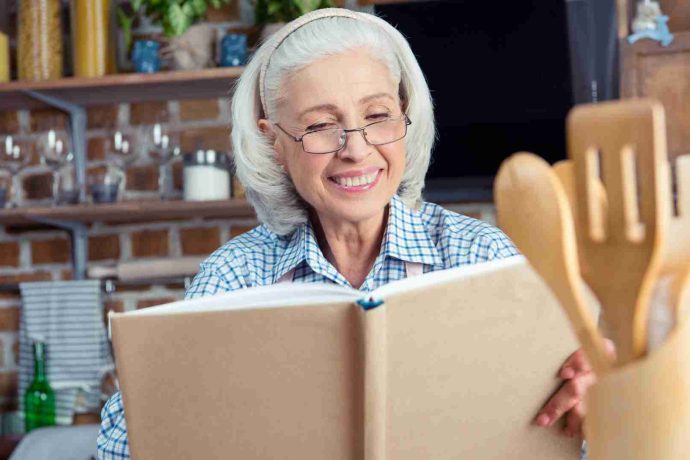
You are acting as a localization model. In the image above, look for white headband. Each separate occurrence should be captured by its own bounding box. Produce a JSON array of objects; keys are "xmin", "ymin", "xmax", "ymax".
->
[{"xmin": 258, "ymin": 8, "xmax": 381, "ymax": 117}]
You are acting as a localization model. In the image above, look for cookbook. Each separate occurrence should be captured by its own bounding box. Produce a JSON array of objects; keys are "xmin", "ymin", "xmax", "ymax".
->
[{"xmin": 110, "ymin": 256, "xmax": 584, "ymax": 459}]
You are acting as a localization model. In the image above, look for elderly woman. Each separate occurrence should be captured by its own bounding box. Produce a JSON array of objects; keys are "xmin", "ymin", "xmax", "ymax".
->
[{"xmin": 98, "ymin": 8, "xmax": 596, "ymax": 459}]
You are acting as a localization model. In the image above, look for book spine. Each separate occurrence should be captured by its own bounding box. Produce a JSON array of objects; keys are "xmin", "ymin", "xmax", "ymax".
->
[{"xmin": 362, "ymin": 301, "xmax": 387, "ymax": 460}]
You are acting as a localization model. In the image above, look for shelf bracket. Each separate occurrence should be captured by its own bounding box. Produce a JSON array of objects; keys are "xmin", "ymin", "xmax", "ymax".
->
[
  {"xmin": 29, "ymin": 217, "xmax": 88, "ymax": 280},
  {"xmin": 22, "ymin": 90, "xmax": 88, "ymax": 204},
  {"xmin": 21, "ymin": 90, "xmax": 89, "ymax": 280}
]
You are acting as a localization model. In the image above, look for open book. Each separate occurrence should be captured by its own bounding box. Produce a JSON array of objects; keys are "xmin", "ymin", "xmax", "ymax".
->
[{"xmin": 110, "ymin": 256, "xmax": 583, "ymax": 459}]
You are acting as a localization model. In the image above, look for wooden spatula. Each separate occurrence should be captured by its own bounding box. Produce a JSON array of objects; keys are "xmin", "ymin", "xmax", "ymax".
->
[
  {"xmin": 495, "ymin": 152, "xmax": 612, "ymax": 374},
  {"xmin": 567, "ymin": 99, "xmax": 669, "ymax": 365},
  {"xmin": 662, "ymin": 155, "xmax": 690, "ymax": 325}
]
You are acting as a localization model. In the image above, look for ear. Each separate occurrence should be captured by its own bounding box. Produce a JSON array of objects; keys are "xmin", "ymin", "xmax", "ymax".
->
[{"xmin": 257, "ymin": 118, "xmax": 286, "ymax": 167}]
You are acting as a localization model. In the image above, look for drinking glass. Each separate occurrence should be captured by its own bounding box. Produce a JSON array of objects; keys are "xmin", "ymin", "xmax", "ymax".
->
[{"xmin": 0, "ymin": 136, "xmax": 31, "ymax": 207}]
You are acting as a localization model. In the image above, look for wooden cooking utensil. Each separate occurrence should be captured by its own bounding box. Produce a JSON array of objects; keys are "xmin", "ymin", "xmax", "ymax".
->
[
  {"xmin": 662, "ymin": 155, "xmax": 690, "ymax": 325},
  {"xmin": 495, "ymin": 152, "xmax": 612, "ymax": 374},
  {"xmin": 567, "ymin": 99, "xmax": 669, "ymax": 365},
  {"xmin": 553, "ymin": 160, "xmax": 608, "ymax": 282}
]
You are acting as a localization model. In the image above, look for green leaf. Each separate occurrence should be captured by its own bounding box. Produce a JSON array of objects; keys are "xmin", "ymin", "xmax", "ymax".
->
[
  {"xmin": 209, "ymin": 0, "xmax": 222, "ymax": 8},
  {"xmin": 190, "ymin": 0, "xmax": 207, "ymax": 17},
  {"xmin": 131, "ymin": 0, "xmax": 143, "ymax": 11},
  {"xmin": 293, "ymin": 0, "xmax": 320, "ymax": 15},
  {"xmin": 266, "ymin": 1, "xmax": 282, "ymax": 17},
  {"xmin": 166, "ymin": 3, "xmax": 191, "ymax": 36},
  {"xmin": 116, "ymin": 7, "xmax": 134, "ymax": 50}
]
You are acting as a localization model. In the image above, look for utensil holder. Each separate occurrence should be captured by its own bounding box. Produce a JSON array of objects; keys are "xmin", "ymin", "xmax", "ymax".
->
[{"xmin": 585, "ymin": 316, "xmax": 690, "ymax": 459}]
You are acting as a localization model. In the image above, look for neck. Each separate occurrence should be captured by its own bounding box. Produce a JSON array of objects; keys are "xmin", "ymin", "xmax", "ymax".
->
[{"xmin": 312, "ymin": 207, "xmax": 388, "ymax": 289}]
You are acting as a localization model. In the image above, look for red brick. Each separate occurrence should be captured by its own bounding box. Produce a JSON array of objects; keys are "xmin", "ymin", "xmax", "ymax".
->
[
  {"xmin": 103, "ymin": 299, "xmax": 124, "ymax": 324},
  {"xmin": 23, "ymin": 172, "xmax": 53, "ymax": 200},
  {"xmin": 0, "ymin": 242, "xmax": 20, "ymax": 267},
  {"xmin": 0, "ymin": 272, "xmax": 52, "ymax": 284},
  {"xmin": 180, "ymin": 126, "xmax": 231, "ymax": 152},
  {"xmin": 0, "ymin": 373, "xmax": 17, "ymax": 400},
  {"xmin": 136, "ymin": 297, "xmax": 177, "ymax": 309},
  {"xmin": 60, "ymin": 268, "xmax": 73, "ymax": 280},
  {"xmin": 125, "ymin": 164, "xmax": 159, "ymax": 192},
  {"xmin": 104, "ymin": 299, "xmax": 124, "ymax": 314},
  {"xmin": 114, "ymin": 283, "xmax": 152, "ymax": 293},
  {"xmin": 87, "ymin": 105, "xmax": 120, "ymax": 129},
  {"xmin": 31, "ymin": 237, "xmax": 71, "ymax": 264},
  {"xmin": 230, "ymin": 225, "xmax": 254, "ymax": 238},
  {"xmin": 30, "ymin": 108, "xmax": 69, "ymax": 132},
  {"xmin": 88, "ymin": 234, "xmax": 121, "ymax": 261},
  {"xmin": 129, "ymin": 101, "xmax": 169, "ymax": 125},
  {"xmin": 180, "ymin": 227, "xmax": 221, "ymax": 255},
  {"xmin": 0, "ymin": 112, "xmax": 19, "ymax": 133},
  {"xmin": 87, "ymin": 137, "xmax": 107, "ymax": 162},
  {"xmin": 179, "ymin": 99, "xmax": 220, "ymax": 122},
  {"xmin": 0, "ymin": 292, "xmax": 20, "ymax": 302},
  {"xmin": 206, "ymin": 0, "xmax": 240, "ymax": 22},
  {"xmin": 172, "ymin": 160, "xmax": 183, "ymax": 191},
  {"xmin": 130, "ymin": 229, "xmax": 169, "ymax": 257},
  {"xmin": 0, "ymin": 307, "xmax": 19, "ymax": 331}
]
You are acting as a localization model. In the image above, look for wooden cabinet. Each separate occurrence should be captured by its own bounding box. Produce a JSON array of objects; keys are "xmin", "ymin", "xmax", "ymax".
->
[{"xmin": 620, "ymin": 31, "xmax": 690, "ymax": 164}]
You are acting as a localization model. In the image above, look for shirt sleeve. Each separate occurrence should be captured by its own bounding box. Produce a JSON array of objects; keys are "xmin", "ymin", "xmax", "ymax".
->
[
  {"xmin": 185, "ymin": 254, "xmax": 248, "ymax": 299},
  {"xmin": 467, "ymin": 228, "xmax": 520, "ymax": 264},
  {"xmin": 97, "ymin": 391, "xmax": 130, "ymax": 460}
]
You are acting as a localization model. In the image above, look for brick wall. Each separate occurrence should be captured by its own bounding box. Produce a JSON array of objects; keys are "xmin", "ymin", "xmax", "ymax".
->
[{"xmin": 0, "ymin": 0, "xmax": 497, "ymax": 418}]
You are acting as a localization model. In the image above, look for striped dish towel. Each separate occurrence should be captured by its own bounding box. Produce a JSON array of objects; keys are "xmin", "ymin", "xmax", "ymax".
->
[{"xmin": 19, "ymin": 280, "xmax": 113, "ymax": 425}]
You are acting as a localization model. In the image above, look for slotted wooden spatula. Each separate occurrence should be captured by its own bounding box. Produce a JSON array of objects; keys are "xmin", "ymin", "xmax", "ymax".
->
[
  {"xmin": 495, "ymin": 152, "xmax": 612, "ymax": 374},
  {"xmin": 661, "ymin": 155, "xmax": 690, "ymax": 325},
  {"xmin": 567, "ymin": 99, "xmax": 669, "ymax": 365}
]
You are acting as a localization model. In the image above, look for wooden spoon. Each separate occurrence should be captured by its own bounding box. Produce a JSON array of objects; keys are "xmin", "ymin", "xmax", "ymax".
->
[
  {"xmin": 495, "ymin": 152, "xmax": 612, "ymax": 374},
  {"xmin": 567, "ymin": 99, "xmax": 668, "ymax": 364}
]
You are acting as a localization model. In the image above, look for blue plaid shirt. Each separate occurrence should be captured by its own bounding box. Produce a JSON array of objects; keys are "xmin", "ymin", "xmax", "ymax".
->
[{"xmin": 97, "ymin": 195, "xmax": 518, "ymax": 459}]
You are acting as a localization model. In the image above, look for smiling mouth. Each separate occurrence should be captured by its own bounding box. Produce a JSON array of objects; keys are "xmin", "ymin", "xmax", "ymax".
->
[{"xmin": 328, "ymin": 169, "xmax": 383, "ymax": 190}]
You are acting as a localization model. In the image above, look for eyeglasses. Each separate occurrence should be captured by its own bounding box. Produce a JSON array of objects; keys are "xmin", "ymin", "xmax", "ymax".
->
[{"xmin": 274, "ymin": 114, "xmax": 412, "ymax": 155}]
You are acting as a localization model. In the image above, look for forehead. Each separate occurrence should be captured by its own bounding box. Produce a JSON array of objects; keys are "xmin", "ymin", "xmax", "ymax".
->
[{"xmin": 279, "ymin": 49, "xmax": 399, "ymax": 117}]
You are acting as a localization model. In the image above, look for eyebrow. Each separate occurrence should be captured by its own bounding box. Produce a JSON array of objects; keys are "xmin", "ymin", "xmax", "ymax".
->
[{"xmin": 297, "ymin": 93, "xmax": 397, "ymax": 120}]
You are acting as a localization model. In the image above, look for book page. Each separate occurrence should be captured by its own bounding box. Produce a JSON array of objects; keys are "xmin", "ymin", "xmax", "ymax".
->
[
  {"xmin": 383, "ymin": 259, "xmax": 582, "ymax": 458},
  {"xmin": 124, "ymin": 282, "xmax": 360, "ymax": 316}
]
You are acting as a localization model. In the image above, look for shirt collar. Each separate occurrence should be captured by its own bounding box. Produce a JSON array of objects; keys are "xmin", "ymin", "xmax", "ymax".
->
[
  {"xmin": 381, "ymin": 194, "xmax": 441, "ymax": 266},
  {"xmin": 270, "ymin": 195, "xmax": 441, "ymax": 283}
]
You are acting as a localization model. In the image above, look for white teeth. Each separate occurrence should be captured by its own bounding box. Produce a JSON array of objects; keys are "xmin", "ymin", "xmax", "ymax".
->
[{"xmin": 334, "ymin": 171, "xmax": 378, "ymax": 187}]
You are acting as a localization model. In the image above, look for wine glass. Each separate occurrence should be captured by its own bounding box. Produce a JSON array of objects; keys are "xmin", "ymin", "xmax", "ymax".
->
[
  {"xmin": 106, "ymin": 130, "xmax": 139, "ymax": 198},
  {"xmin": 141, "ymin": 123, "xmax": 181, "ymax": 199},
  {"xmin": 0, "ymin": 136, "xmax": 31, "ymax": 207},
  {"xmin": 39, "ymin": 129, "xmax": 75, "ymax": 205}
]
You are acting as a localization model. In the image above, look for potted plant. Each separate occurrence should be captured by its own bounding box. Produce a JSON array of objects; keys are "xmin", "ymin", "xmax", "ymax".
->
[
  {"xmin": 117, "ymin": 0, "xmax": 232, "ymax": 70},
  {"xmin": 254, "ymin": 0, "xmax": 335, "ymax": 40}
]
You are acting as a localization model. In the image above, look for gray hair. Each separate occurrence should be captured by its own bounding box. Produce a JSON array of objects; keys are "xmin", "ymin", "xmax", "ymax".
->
[{"xmin": 231, "ymin": 10, "xmax": 435, "ymax": 235}]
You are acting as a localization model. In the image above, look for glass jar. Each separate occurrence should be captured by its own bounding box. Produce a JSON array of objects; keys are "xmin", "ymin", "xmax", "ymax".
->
[
  {"xmin": 70, "ymin": 0, "xmax": 111, "ymax": 77},
  {"xmin": 183, "ymin": 150, "xmax": 231, "ymax": 201},
  {"xmin": 18, "ymin": 0, "xmax": 63, "ymax": 81}
]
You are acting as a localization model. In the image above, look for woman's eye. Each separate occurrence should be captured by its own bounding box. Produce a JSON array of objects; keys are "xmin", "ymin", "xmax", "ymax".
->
[
  {"xmin": 306, "ymin": 123, "xmax": 335, "ymax": 131},
  {"xmin": 367, "ymin": 113, "xmax": 390, "ymax": 121}
]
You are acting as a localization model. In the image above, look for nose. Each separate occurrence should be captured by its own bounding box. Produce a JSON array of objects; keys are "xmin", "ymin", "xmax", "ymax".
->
[{"xmin": 337, "ymin": 129, "xmax": 372, "ymax": 162}]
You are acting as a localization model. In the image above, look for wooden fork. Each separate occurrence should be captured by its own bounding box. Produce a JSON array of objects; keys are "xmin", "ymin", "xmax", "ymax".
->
[{"xmin": 567, "ymin": 99, "xmax": 669, "ymax": 365}]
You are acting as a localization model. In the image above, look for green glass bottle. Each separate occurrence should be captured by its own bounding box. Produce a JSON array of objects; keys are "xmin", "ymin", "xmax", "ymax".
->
[{"xmin": 24, "ymin": 341, "xmax": 56, "ymax": 432}]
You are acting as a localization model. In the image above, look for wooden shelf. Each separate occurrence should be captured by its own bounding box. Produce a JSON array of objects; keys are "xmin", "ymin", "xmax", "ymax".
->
[
  {"xmin": 0, "ymin": 199, "xmax": 255, "ymax": 226},
  {"xmin": 0, "ymin": 67, "xmax": 245, "ymax": 110}
]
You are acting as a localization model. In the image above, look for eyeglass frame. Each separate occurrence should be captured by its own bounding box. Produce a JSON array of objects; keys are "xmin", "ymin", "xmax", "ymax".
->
[{"xmin": 273, "ymin": 114, "xmax": 412, "ymax": 154}]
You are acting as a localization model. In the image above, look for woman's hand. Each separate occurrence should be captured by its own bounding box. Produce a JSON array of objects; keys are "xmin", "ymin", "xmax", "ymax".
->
[{"xmin": 534, "ymin": 339, "xmax": 616, "ymax": 438}]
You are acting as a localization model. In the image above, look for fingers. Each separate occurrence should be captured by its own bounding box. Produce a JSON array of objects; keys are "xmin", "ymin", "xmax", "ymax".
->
[
  {"xmin": 535, "ymin": 372, "xmax": 597, "ymax": 428},
  {"xmin": 560, "ymin": 339, "xmax": 617, "ymax": 379},
  {"xmin": 564, "ymin": 401, "xmax": 586, "ymax": 438},
  {"xmin": 559, "ymin": 349, "xmax": 591, "ymax": 379}
]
